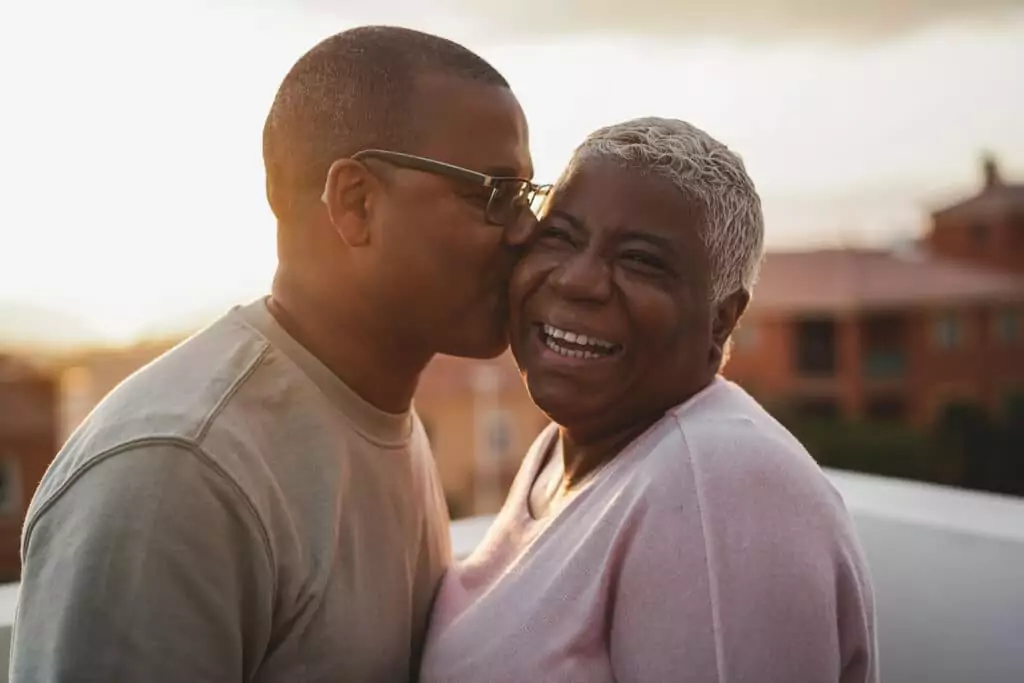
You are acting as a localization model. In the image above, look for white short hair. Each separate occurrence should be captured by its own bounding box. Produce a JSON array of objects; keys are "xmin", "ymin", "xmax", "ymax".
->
[{"xmin": 568, "ymin": 117, "xmax": 764, "ymax": 304}]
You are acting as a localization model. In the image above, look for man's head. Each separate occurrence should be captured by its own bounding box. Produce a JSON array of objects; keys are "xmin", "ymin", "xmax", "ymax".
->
[
  {"xmin": 509, "ymin": 117, "xmax": 764, "ymax": 442},
  {"xmin": 263, "ymin": 26, "xmax": 535, "ymax": 359}
]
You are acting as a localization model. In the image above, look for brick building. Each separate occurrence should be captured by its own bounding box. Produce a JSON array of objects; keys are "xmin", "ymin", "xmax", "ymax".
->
[
  {"xmin": 0, "ymin": 356, "xmax": 59, "ymax": 581},
  {"xmin": 928, "ymin": 154, "xmax": 1024, "ymax": 273},
  {"xmin": 56, "ymin": 338, "xmax": 180, "ymax": 442},
  {"xmin": 415, "ymin": 352, "xmax": 545, "ymax": 517},
  {"xmin": 726, "ymin": 156, "xmax": 1024, "ymax": 427}
]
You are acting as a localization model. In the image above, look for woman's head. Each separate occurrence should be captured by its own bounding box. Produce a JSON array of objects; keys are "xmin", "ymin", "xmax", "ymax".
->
[{"xmin": 510, "ymin": 117, "xmax": 764, "ymax": 442}]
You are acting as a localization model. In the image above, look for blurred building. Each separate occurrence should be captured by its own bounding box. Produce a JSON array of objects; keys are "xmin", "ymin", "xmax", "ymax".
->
[
  {"xmin": 0, "ymin": 356, "xmax": 58, "ymax": 581},
  {"xmin": 928, "ymin": 154, "xmax": 1024, "ymax": 274},
  {"xmin": 726, "ymin": 156, "xmax": 1024, "ymax": 426},
  {"xmin": 56, "ymin": 339, "xmax": 180, "ymax": 442},
  {"xmin": 416, "ymin": 353, "xmax": 546, "ymax": 518}
]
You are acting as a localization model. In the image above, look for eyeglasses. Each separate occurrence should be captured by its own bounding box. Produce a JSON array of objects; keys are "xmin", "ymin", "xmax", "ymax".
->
[{"xmin": 344, "ymin": 149, "xmax": 551, "ymax": 227}]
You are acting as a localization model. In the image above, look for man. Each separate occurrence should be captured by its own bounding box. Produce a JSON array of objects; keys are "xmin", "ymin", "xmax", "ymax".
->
[{"xmin": 11, "ymin": 26, "xmax": 540, "ymax": 682}]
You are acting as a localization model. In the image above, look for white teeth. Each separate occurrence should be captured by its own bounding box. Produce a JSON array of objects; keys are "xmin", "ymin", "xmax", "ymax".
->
[
  {"xmin": 542, "ymin": 323, "xmax": 617, "ymax": 350},
  {"xmin": 541, "ymin": 323, "xmax": 620, "ymax": 359},
  {"xmin": 544, "ymin": 336, "xmax": 604, "ymax": 359}
]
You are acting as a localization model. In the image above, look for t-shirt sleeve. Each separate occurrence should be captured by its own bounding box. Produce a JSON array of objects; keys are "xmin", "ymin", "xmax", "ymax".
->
[
  {"xmin": 608, "ymin": 430, "xmax": 878, "ymax": 683},
  {"xmin": 10, "ymin": 442, "xmax": 275, "ymax": 683}
]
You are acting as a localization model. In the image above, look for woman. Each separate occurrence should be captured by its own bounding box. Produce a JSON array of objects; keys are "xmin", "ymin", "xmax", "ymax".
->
[{"xmin": 420, "ymin": 118, "xmax": 878, "ymax": 682}]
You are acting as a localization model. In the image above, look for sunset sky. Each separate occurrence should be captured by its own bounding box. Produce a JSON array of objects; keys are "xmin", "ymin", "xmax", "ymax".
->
[{"xmin": 1, "ymin": 0, "xmax": 1023, "ymax": 346}]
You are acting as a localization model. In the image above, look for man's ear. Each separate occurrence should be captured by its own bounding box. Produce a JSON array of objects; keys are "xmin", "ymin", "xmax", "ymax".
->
[
  {"xmin": 322, "ymin": 158, "xmax": 376, "ymax": 247},
  {"xmin": 710, "ymin": 289, "xmax": 750, "ymax": 365}
]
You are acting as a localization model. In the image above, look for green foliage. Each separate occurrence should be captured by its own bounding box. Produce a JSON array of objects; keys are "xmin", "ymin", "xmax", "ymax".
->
[
  {"xmin": 774, "ymin": 394, "xmax": 1024, "ymax": 497},
  {"xmin": 777, "ymin": 414, "xmax": 944, "ymax": 484}
]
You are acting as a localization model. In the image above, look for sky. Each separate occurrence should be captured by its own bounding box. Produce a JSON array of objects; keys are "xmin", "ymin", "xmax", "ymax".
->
[{"xmin": 1, "ymin": 0, "xmax": 1023, "ymax": 347}]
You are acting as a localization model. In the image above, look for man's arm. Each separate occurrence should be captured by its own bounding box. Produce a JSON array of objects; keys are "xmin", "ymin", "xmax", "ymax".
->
[{"xmin": 10, "ymin": 442, "xmax": 275, "ymax": 683}]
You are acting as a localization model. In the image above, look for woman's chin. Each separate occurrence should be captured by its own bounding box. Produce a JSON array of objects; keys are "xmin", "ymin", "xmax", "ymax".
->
[{"xmin": 525, "ymin": 376, "xmax": 595, "ymax": 427}]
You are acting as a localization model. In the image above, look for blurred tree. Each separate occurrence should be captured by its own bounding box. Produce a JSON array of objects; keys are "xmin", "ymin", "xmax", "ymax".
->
[
  {"xmin": 931, "ymin": 400, "xmax": 999, "ymax": 493},
  {"xmin": 998, "ymin": 392, "xmax": 1024, "ymax": 495},
  {"xmin": 775, "ymin": 412, "xmax": 938, "ymax": 484},
  {"xmin": 750, "ymin": 400, "xmax": 1024, "ymax": 497}
]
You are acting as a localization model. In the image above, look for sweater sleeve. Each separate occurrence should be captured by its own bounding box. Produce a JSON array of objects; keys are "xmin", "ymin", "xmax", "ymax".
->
[
  {"xmin": 609, "ymin": 423, "xmax": 878, "ymax": 683},
  {"xmin": 11, "ymin": 442, "xmax": 275, "ymax": 683}
]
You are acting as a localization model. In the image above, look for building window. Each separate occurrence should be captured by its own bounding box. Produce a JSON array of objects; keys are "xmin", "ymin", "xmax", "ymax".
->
[
  {"xmin": 485, "ymin": 411, "xmax": 513, "ymax": 459},
  {"xmin": 0, "ymin": 457, "xmax": 22, "ymax": 516},
  {"xmin": 994, "ymin": 309, "xmax": 1021, "ymax": 344},
  {"xmin": 475, "ymin": 410, "xmax": 514, "ymax": 464},
  {"xmin": 933, "ymin": 313, "xmax": 963, "ymax": 349},
  {"xmin": 795, "ymin": 318, "xmax": 837, "ymax": 376},
  {"xmin": 863, "ymin": 351, "xmax": 907, "ymax": 378},
  {"xmin": 862, "ymin": 314, "xmax": 908, "ymax": 378}
]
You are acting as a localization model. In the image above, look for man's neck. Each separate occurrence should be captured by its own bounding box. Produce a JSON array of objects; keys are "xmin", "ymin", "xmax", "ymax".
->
[{"xmin": 267, "ymin": 278, "xmax": 432, "ymax": 414}]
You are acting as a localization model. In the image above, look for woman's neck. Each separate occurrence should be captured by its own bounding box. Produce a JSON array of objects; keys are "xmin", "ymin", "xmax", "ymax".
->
[
  {"xmin": 559, "ymin": 418, "xmax": 656, "ymax": 489},
  {"xmin": 529, "ymin": 410, "xmax": 673, "ymax": 519},
  {"xmin": 557, "ymin": 377, "xmax": 718, "ymax": 487}
]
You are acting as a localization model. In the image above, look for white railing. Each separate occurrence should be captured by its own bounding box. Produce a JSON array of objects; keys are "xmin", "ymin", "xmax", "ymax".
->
[{"xmin": 2, "ymin": 470, "xmax": 1023, "ymax": 682}]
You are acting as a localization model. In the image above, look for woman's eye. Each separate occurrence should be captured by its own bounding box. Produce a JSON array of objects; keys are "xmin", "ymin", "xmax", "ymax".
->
[
  {"xmin": 621, "ymin": 250, "xmax": 666, "ymax": 271},
  {"xmin": 537, "ymin": 224, "xmax": 575, "ymax": 245}
]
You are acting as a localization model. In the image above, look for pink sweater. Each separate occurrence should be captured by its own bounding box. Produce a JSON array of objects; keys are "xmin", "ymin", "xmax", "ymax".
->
[{"xmin": 420, "ymin": 378, "xmax": 878, "ymax": 683}]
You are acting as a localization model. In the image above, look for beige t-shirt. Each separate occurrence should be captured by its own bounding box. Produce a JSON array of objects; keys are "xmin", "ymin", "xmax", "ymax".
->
[
  {"xmin": 11, "ymin": 299, "xmax": 451, "ymax": 683},
  {"xmin": 421, "ymin": 377, "xmax": 878, "ymax": 683}
]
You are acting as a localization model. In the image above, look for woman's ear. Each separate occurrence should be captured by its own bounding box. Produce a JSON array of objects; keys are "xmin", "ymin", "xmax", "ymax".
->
[{"xmin": 710, "ymin": 289, "xmax": 750, "ymax": 365}]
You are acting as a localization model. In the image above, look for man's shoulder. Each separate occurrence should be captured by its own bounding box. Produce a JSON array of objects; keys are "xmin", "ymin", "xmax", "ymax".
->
[
  {"xmin": 23, "ymin": 437, "xmax": 271, "ymax": 560},
  {"xmin": 34, "ymin": 310, "xmax": 277, "ymax": 515},
  {"xmin": 63, "ymin": 310, "xmax": 268, "ymax": 450}
]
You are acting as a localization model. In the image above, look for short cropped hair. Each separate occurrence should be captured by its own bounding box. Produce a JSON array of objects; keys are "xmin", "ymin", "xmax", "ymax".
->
[
  {"xmin": 263, "ymin": 26, "xmax": 509, "ymax": 221},
  {"xmin": 571, "ymin": 117, "xmax": 765, "ymax": 304}
]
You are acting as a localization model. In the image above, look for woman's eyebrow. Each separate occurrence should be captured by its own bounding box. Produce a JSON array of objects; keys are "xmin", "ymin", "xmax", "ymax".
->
[
  {"xmin": 547, "ymin": 209, "xmax": 679, "ymax": 253},
  {"xmin": 618, "ymin": 230, "xmax": 677, "ymax": 253},
  {"xmin": 546, "ymin": 209, "xmax": 586, "ymax": 231}
]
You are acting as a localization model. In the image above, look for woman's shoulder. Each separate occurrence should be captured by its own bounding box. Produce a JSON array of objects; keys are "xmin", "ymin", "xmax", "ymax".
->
[{"xmin": 640, "ymin": 379, "xmax": 848, "ymax": 523}]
